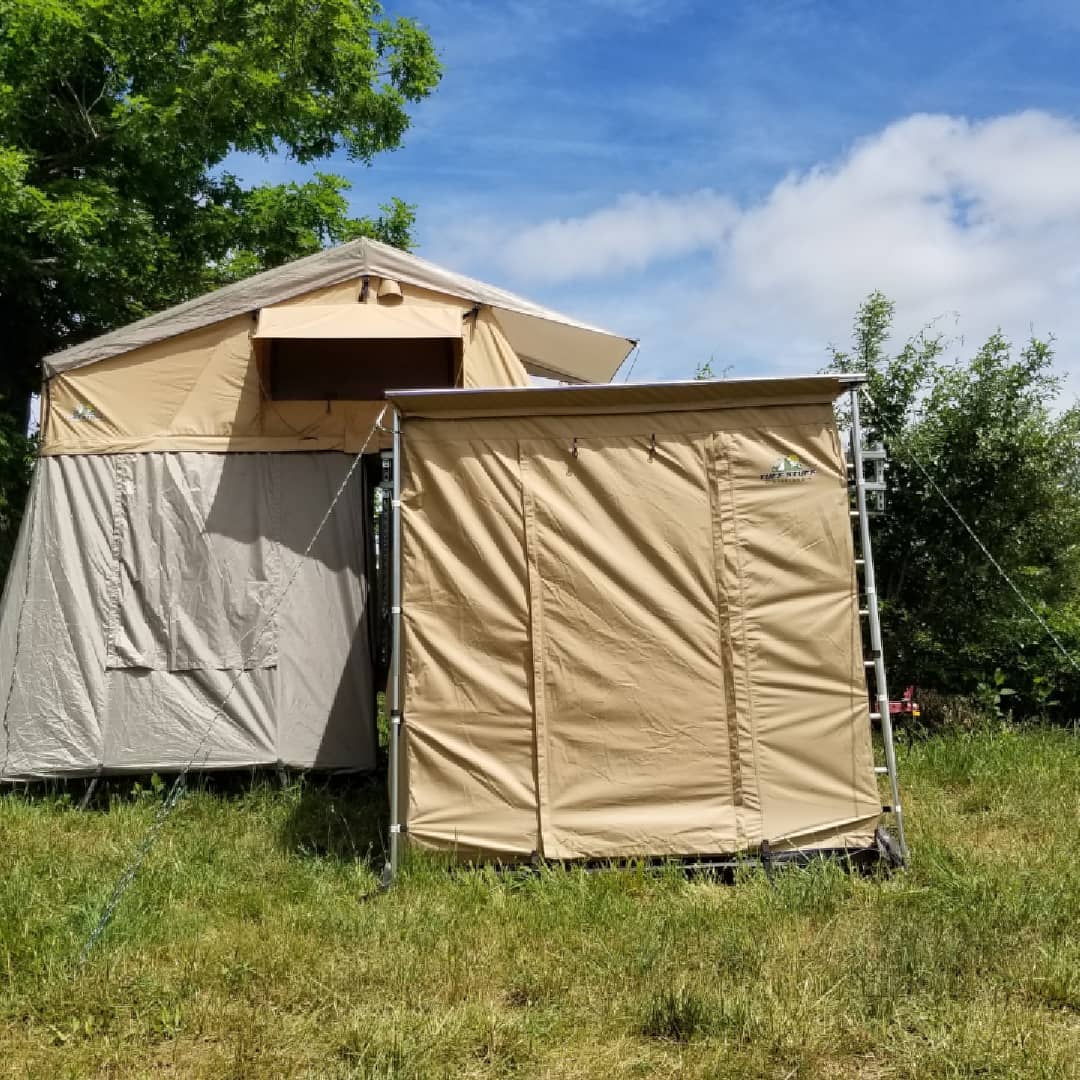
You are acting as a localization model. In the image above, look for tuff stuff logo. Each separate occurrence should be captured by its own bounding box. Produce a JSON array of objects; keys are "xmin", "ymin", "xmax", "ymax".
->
[{"xmin": 760, "ymin": 454, "xmax": 816, "ymax": 482}]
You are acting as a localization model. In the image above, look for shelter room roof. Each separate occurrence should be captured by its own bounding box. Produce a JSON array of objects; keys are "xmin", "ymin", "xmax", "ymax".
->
[
  {"xmin": 43, "ymin": 238, "xmax": 636, "ymax": 385},
  {"xmin": 387, "ymin": 374, "xmax": 865, "ymax": 419}
]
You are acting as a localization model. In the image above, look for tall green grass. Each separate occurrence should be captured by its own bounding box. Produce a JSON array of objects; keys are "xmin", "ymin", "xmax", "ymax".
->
[{"xmin": 1, "ymin": 728, "xmax": 1077, "ymax": 1078}]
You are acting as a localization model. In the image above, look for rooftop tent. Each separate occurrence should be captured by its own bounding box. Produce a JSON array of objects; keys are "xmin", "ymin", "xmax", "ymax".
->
[
  {"xmin": 39, "ymin": 238, "xmax": 636, "ymax": 458},
  {"xmin": 42, "ymin": 236, "xmax": 634, "ymax": 380},
  {"xmin": 0, "ymin": 242, "xmax": 634, "ymax": 780},
  {"xmin": 385, "ymin": 376, "xmax": 888, "ymax": 862}
]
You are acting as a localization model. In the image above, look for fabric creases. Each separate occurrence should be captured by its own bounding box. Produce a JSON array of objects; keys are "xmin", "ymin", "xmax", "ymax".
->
[
  {"xmin": 400, "ymin": 401, "xmax": 881, "ymax": 860},
  {"xmin": 0, "ymin": 452, "xmax": 376, "ymax": 777},
  {"xmin": 107, "ymin": 453, "xmax": 281, "ymax": 672}
]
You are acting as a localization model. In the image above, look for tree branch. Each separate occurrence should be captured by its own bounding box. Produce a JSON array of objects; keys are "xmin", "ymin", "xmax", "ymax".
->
[{"xmin": 61, "ymin": 78, "xmax": 100, "ymax": 140}]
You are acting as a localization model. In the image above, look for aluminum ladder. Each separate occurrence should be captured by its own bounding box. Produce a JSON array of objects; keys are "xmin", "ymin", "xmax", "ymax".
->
[{"xmin": 846, "ymin": 384, "xmax": 908, "ymax": 863}]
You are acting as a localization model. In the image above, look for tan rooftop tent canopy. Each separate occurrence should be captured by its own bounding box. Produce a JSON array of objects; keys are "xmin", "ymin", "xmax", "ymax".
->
[
  {"xmin": 43, "ymin": 236, "xmax": 634, "ymax": 377},
  {"xmin": 2, "ymin": 232, "xmax": 901, "ymax": 865},
  {"xmin": 1, "ymin": 240, "xmax": 636, "ymax": 779},
  {"xmin": 386, "ymin": 376, "xmax": 884, "ymax": 862},
  {"xmin": 39, "ymin": 238, "xmax": 635, "ymax": 457}
]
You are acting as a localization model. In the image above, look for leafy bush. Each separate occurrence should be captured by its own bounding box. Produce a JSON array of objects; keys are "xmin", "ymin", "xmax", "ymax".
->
[
  {"xmin": 0, "ymin": 404, "xmax": 35, "ymax": 591},
  {"xmin": 831, "ymin": 293, "xmax": 1080, "ymax": 720}
]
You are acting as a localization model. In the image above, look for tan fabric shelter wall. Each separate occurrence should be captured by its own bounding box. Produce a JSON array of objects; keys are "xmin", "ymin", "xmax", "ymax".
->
[
  {"xmin": 41, "ymin": 281, "xmax": 529, "ymax": 456},
  {"xmin": 0, "ymin": 452, "xmax": 375, "ymax": 777},
  {"xmin": 395, "ymin": 380, "xmax": 881, "ymax": 859}
]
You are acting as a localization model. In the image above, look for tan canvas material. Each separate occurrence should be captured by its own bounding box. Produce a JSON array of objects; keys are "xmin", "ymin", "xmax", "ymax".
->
[
  {"xmin": 43, "ymin": 237, "xmax": 635, "ymax": 382},
  {"xmin": 253, "ymin": 302, "xmax": 464, "ymax": 341},
  {"xmin": 40, "ymin": 285, "xmax": 530, "ymax": 457},
  {"xmin": 393, "ymin": 379, "xmax": 880, "ymax": 859}
]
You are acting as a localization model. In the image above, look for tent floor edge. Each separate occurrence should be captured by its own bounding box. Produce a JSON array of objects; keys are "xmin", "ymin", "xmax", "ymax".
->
[{"xmin": 436, "ymin": 844, "xmax": 893, "ymax": 882}]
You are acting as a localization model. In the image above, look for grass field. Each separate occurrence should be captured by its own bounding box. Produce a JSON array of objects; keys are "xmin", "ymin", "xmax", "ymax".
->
[{"xmin": 1, "ymin": 727, "xmax": 1077, "ymax": 1078}]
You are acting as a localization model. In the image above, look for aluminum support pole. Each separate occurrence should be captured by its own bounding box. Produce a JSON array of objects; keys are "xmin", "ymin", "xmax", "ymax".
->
[
  {"xmin": 386, "ymin": 407, "xmax": 404, "ymax": 883},
  {"xmin": 849, "ymin": 387, "xmax": 908, "ymax": 861}
]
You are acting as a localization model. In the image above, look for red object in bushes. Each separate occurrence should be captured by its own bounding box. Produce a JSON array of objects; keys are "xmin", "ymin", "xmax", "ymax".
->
[{"xmin": 889, "ymin": 686, "xmax": 920, "ymax": 719}]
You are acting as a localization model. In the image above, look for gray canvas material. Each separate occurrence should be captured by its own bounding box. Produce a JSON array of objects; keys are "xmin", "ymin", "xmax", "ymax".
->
[{"xmin": 0, "ymin": 452, "xmax": 375, "ymax": 778}]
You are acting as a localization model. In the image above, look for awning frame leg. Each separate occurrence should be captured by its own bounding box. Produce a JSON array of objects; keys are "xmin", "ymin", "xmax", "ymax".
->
[{"xmin": 384, "ymin": 407, "xmax": 405, "ymax": 886}]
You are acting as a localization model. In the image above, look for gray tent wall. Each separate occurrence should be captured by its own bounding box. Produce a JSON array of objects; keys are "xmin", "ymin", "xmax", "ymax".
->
[{"xmin": 0, "ymin": 451, "xmax": 374, "ymax": 777}]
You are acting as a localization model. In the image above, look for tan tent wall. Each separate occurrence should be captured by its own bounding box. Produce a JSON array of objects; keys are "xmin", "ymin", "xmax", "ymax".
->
[
  {"xmin": 41, "ymin": 280, "xmax": 529, "ymax": 457},
  {"xmin": 0, "ymin": 452, "xmax": 375, "ymax": 777},
  {"xmin": 396, "ymin": 383, "xmax": 881, "ymax": 859}
]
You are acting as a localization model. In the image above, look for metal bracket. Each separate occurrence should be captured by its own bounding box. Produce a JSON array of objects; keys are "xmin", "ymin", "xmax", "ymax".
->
[{"xmin": 847, "ymin": 443, "xmax": 888, "ymax": 511}]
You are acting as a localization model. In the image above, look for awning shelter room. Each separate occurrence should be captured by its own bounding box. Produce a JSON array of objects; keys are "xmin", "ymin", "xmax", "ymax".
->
[{"xmin": 387, "ymin": 379, "xmax": 883, "ymax": 863}]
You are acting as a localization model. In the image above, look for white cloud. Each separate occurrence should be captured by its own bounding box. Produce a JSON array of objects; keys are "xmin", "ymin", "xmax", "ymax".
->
[
  {"xmin": 720, "ymin": 112, "xmax": 1080, "ymax": 334},
  {"xmin": 449, "ymin": 110, "xmax": 1080, "ymax": 394},
  {"xmin": 499, "ymin": 191, "xmax": 738, "ymax": 281}
]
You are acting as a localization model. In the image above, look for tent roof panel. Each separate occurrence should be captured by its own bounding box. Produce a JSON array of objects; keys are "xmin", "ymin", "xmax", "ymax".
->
[{"xmin": 44, "ymin": 238, "xmax": 635, "ymax": 381}]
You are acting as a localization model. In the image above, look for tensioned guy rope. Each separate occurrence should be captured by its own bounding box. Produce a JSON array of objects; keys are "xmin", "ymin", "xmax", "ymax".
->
[
  {"xmin": 77, "ymin": 406, "xmax": 388, "ymax": 968},
  {"xmin": 863, "ymin": 389, "xmax": 1080, "ymax": 677}
]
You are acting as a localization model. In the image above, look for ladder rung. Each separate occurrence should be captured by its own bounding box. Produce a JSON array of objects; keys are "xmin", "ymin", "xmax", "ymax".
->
[
  {"xmin": 859, "ymin": 608, "xmax": 869, "ymax": 616},
  {"xmin": 849, "ymin": 509, "xmax": 860, "ymax": 517},
  {"xmin": 869, "ymin": 711, "xmax": 882, "ymax": 720},
  {"xmin": 864, "ymin": 659, "xmax": 876, "ymax": 667},
  {"xmin": 855, "ymin": 558, "xmax": 865, "ymax": 566},
  {"xmin": 875, "ymin": 766, "xmax": 889, "ymax": 775},
  {"xmin": 881, "ymin": 804, "xmax": 893, "ymax": 813}
]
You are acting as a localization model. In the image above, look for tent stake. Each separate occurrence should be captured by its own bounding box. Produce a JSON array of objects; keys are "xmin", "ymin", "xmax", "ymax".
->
[{"xmin": 385, "ymin": 407, "xmax": 404, "ymax": 886}]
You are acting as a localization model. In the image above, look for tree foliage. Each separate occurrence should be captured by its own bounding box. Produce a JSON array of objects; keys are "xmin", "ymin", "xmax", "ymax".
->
[
  {"xmin": 830, "ymin": 293, "xmax": 1080, "ymax": 718},
  {"xmin": 0, "ymin": 403, "xmax": 34, "ymax": 588},
  {"xmin": 0, "ymin": 0, "xmax": 441, "ymax": 413}
]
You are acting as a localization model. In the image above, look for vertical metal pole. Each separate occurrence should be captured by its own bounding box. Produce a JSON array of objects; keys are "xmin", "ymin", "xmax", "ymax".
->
[
  {"xmin": 386, "ymin": 407, "xmax": 404, "ymax": 882},
  {"xmin": 849, "ymin": 386, "xmax": 908, "ymax": 861}
]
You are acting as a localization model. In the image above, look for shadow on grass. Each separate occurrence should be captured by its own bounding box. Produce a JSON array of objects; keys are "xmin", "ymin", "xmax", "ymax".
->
[
  {"xmin": 2, "ymin": 765, "xmax": 392, "ymax": 871},
  {"xmin": 4, "ymin": 767, "xmax": 895, "ymax": 881},
  {"xmin": 278, "ymin": 769, "xmax": 389, "ymax": 869}
]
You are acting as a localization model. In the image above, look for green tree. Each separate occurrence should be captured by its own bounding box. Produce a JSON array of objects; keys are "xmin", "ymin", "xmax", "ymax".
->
[
  {"xmin": 0, "ymin": 0, "xmax": 441, "ymax": 419},
  {"xmin": 693, "ymin": 357, "xmax": 731, "ymax": 379},
  {"xmin": 830, "ymin": 293, "xmax": 1080, "ymax": 718},
  {"xmin": 0, "ymin": 406, "xmax": 34, "ymax": 585}
]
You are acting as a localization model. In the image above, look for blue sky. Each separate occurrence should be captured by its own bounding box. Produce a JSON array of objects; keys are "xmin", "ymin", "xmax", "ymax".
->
[{"xmin": 236, "ymin": 0, "xmax": 1080, "ymax": 394}]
